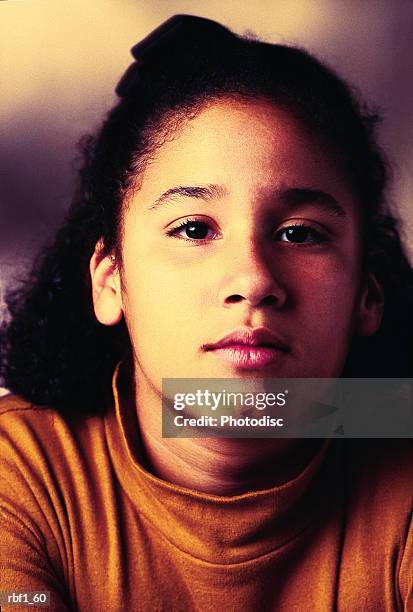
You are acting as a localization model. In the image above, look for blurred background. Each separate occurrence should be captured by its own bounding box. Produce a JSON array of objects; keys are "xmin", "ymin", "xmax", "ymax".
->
[{"xmin": 1, "ymin": 0, "xmax": 413, "ymax": 325}]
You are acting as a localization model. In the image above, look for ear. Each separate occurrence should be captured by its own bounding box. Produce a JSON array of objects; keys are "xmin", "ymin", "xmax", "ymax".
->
[
  {"xmin": 355, "ymin": 271, "xmax": 384, "ymax": 336},
  {"xmin": 90, "ymin": 240, "xmax": 123, "ymax": 326}
]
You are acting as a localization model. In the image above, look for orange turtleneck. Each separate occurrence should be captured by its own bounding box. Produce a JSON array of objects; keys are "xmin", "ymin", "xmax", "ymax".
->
[{"xmin": 0, "ymin": 368, "xmax": 412, "ymax": 611}]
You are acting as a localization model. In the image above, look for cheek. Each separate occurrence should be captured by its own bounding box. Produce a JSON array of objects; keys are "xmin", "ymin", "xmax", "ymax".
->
[
  {"xmin": 293, "ymin": 255, "xmax": 361, "ymax": 334},
  {"xmin": 121, "ymin": 250, "xmax": 209, "ymax": 343}
]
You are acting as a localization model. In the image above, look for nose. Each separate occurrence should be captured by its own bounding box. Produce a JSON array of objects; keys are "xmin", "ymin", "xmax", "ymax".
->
[{"xmin": 219, "ymin": 238, "xmax": 287, "ymax": 309}]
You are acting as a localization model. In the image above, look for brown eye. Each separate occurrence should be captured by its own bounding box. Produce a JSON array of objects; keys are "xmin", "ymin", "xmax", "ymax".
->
[
  {"xmin": 167, "ymin": 219, "xmax": 218, "ymax": 241},
  {"xmin": 184, "ymin": 222, "xmax": 210, "ymax": 239},
  {"xmin": 276, "ymin": 224, "xmax": 326, "ymax": 244}
]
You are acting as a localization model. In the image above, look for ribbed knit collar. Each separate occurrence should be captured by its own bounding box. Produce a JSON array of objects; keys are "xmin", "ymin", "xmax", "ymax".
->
[{"xmin": 105, "ymin": 364, "xmax": 337, "ymax": 565}]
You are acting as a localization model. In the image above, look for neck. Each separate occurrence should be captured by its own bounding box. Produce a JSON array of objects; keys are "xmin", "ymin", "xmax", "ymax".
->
[
  {"xmin": 130, "ymin": 363, "xmax": 322, "ymax": 496},
  {"xmin": 139, "ymin": 431, "xmax": 323, "ymax": 496}
]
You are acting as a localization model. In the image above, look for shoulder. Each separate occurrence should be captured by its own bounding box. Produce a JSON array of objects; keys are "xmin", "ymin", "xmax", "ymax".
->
[
  {"xmin": 0, "ymin": 392, "xmax": 104, "ymax": 434},
  {"xmin": 0, "ymin": 393, "xmax": 78, "ymax": 457},
  {"xmin": 342, "ymin": 439, "xmax": 412, "ymax": 498},
  {"xmin": 0, "ymin": 392, "xmax": 60, "ymax": 420},
  {"xmin": 0, "ymin": 393, "xmax": 63, "ymax": 447},
  {"xmin": 338, "ymin": 440, "xmax": 412, "ymax": 605},
  {"xmin": 0, "ymin": 393, "xmax": 112, "ymax": 541},
  {"xmin": 0, "ymin": 393, "xmax": 108, "ymax": 495},
  {"xmin": 339, "ymin": 439, "xmax": 412, "ymax": 527},
  {"xmin": 0, "ymin": 392, "xmax": 36, "ymax": 414}
]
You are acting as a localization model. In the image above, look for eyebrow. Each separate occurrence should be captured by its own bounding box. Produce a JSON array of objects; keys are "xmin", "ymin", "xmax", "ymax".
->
[
  {"xmin": 148, "ymin": 184, "xmax": 347, "ymax": 218},
  {"xmin": 149, "ymin": 184, "xmax": 227, "ymax": 211},
  {"xmin": 279, "ymin": 188, "xmax": 347, "ymax": 218}
]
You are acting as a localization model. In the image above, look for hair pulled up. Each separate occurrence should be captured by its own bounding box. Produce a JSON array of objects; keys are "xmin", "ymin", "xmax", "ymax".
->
[{"xmin": 1, "ymin": 16, "xmax": 413, "ymax": 415}]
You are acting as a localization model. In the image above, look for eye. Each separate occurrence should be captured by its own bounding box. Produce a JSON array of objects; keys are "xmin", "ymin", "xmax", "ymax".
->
[
  {"xmin": 275, "ymin": 223, "xmax": 327, "ymax": 244},
  {"xmin": 166, "ymin": 218, "xmax": 218, "ymax": 242}
]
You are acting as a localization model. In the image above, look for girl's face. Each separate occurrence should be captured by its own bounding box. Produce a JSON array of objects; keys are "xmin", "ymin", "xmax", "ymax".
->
[{"xmin": 92, "ymin": 98, "xmax": 382, "ymax": 387}]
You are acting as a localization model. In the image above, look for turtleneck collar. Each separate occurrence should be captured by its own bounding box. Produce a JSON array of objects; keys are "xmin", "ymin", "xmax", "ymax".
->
[{"xmin": 104, "ymin": 363, "xmax": 337, "ymax": 565}]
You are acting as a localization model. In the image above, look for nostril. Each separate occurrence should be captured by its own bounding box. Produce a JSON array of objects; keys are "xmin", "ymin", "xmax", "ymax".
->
[{"xmin": 225, "ymin": 294, "xmax": 279, "ymax": 306}]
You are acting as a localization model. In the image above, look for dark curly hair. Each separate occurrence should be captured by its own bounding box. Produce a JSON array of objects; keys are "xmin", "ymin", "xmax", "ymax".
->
[{"xmin": 1, "ymin": 15, "xmax": 413, "ymax": 415}]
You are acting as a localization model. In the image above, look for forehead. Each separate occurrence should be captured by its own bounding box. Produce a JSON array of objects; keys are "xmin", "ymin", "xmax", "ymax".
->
[{"xmin": 128, "ymin": 97, "xmax": 358, "ymax": 215}]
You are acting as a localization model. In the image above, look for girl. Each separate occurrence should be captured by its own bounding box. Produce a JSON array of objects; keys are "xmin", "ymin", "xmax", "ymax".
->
[{"xmin": 1, "ymin": 15, "xmax": 412, "ymax": 611}]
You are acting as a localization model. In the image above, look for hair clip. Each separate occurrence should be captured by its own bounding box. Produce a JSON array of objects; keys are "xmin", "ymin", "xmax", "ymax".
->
[{"xmin": 116, "ymin": 14, "xmax": 233, "ymax": 97}]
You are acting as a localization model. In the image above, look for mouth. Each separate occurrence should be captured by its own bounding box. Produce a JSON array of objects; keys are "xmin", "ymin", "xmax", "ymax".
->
[{"xmin": 202, "ymin": 328, "xmax": 289, "ymax": 370}]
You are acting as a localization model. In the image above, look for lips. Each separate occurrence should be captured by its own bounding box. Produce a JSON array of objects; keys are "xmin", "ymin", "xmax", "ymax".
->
[{"xmin": 203, "ymin": 328, "xmax": 289, "ymax": 370}]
